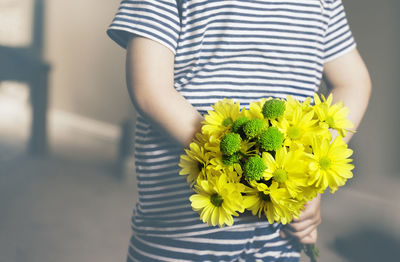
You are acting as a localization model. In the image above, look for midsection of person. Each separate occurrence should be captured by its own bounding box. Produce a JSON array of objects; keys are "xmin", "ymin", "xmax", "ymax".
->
[
  {"xmin": 132, "ymin": 0, "xmax": 327, "ymax": 236},
  {"xmin": 125, "ymin": 0, "xmax": 353, "ymax": 239}
]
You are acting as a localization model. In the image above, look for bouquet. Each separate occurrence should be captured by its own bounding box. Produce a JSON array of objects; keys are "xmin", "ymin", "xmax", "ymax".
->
[{"xmin": 179, "ymin": 94, "xmax": 354, "ymax": 261}]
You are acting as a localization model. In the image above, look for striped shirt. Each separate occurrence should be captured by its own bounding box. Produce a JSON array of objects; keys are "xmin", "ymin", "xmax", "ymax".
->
[{"xmin": 107, "ymin": 0, "xmax": 355, "ymax": 260}]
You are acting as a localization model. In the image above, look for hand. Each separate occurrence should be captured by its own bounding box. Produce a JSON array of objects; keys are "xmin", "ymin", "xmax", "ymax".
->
[{"xmin": 280, "ymin": 194, "xmax": 321, "ymax": 244}]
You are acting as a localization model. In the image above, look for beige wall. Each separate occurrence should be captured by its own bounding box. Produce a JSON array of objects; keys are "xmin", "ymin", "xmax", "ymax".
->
[
  {"xmin": 44, "ymin": 0, "xmax": 133, "ymax": 125},
  {"xmin": 0, "ymin": 0, "xmax": 34, "ymax": 47},
  {"xmin": 343, "ymin": 0, "xmax": 400, "ymax": 177}
]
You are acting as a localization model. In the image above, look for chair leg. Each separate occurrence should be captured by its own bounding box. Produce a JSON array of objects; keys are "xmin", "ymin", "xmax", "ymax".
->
[{"xmin": 28, "ymin": 71, "xmax": 48, "ymax": 155}]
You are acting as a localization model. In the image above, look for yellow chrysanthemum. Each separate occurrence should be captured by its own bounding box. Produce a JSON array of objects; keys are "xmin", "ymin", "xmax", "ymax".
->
[
  {"xmin": 262, "ymin": 148, "xmax": 308, "ymax": 199},
  {"xmin": 202, "ymin": 133, "xmax": 220, "ymax": 154},
  {"xmin": 193, "ymin": 132, "xmax": 210, "ymax": 147},
  {"xmin": 179, "ymin": 141, "xmax": 210, "ymax": 186},
  {"xmin": 207, "ymin": 152, "xmax": 243, "ymax": 183},
  {"xmin": 244, "ymin": 181, "xmax": 304, "ymax": 224},
  {"xmin": 267, "ymin": 182, "xmax": 304, "ymax": 224},
  {"xmin": 273, "ymin": 105, "xmax": 319, "ymax": 149},
  {"xmin": 224, "ymin": 164, "xmax": 243, "ymax": 183},
  {"xmin": 284, "ymin": 95, "xmax": 313, "ymax": 118},
  {"xmin": 240, "ymin": 139, "xmax": 258, "ymax": 156},
  {"xmin": 243, "ymin": 182, "xmax": 270, "ymax": 218},
  {"xmin": 308, "ymin": 135, "xmax": 354, "ymax": 193},
  {"xmin": 190, "ymin": 172, "xmax": 245, "ymax": 227},
  {"xmin": 202, "ymin": 99, "xmax": 244, "ymax": 138},
  {"xmin": 313, "ymin": 93, "xmax": 354, "ymax": 137},
  {"xmin": 246, "ymin": 98, "xmax": 268, "ymax": 119}
]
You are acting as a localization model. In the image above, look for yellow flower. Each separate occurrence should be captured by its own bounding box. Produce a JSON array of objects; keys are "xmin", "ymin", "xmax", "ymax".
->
[
  {"xmin": 244, "ymin": 181, "xmax": 303, "ymax": 224},
  {"xmin": 246, "ymin": 98, "xmax": 268, "ymax": 119},
  {"xmin": 284, "ymin": 95, "xmax": 313, "ymax": 117},
  {"xmin": 208, "ymin": 152, "xmax": 243, "ymax": 183},
  {"xmin": 273, "ymin": 105, "xmax": 319, "ymax": 149},
  {"xmin": 243, "ymin": 182, "xmax": 270, "ymax": 219},
  {"xmin": 240, "ymin": 139, "xmax": 258, "ymax": 156},
  {"xmin": 224, "ymin": 164, "xmax": 243, "ymax": 183},
  {"xmin": 203, "ymin": 133, "xmax": 221, "ymax": 154},
  {"xmin": 267, "ymin": 182, "xmax": 304, "ymax": 224},
  {"xmin": 193, "ymin": 132, "xmax": 210, "ymax": 147},
  {"xmin": 308, "ymin": 135, "xmax": 354, "ymax": 193},
  {"xmin": 190, "ymin": 172, "xmax": 245, "ymax": 227},
  {"xmin": 262, "ymin": 148, "xmax": 308, "ymax": 199},
  {"xmin": 202, "ymin": 99, "xmax": 244, "ymax": 138},
  {"xmin": 313, "ymin": 93, "xmax": 354, "ymax": 137},
  {"xmin": 179, "ymin": 140, "xmax": 210, "ymax": 186}
]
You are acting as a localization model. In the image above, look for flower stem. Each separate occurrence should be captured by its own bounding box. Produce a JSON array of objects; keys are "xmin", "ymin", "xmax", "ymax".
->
[
  {"xmin": 304, "ymin": 243, "xmax": 320, "ymax": 262},
  {"xmin": 295, "ymin": 243, "xmax": 320, "ymax": 262}
]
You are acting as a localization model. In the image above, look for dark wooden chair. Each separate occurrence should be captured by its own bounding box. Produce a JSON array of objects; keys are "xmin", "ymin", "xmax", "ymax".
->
[{"xmin": 0, "ymin": 0, "xmax": 50, "ymax": 155}]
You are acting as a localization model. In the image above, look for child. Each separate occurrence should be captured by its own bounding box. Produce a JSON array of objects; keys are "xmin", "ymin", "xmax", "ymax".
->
[{"xmin": 107, "ymin": 0, "xmax": 371, "ymax": 261}]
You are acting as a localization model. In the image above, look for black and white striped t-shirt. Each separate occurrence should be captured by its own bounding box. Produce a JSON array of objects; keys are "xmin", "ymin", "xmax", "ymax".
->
[{"xmin": 107, "ymin": 0, "xmax": 355, "ymax": 238}]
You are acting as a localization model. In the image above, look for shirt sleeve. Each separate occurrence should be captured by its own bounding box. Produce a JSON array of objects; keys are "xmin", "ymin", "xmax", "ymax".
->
[
  {"xmin": 322, "ymin": 0, "xmax": 357, "ymax": 63},
  {"xmin": 107, "ymin": 0, "xmax": 181, "ymax": 55}
]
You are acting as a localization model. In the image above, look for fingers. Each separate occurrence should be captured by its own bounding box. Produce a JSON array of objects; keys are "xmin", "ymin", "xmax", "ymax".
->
[
  {"xmin": 280, "ymin": 227, "xmax": 318, "ymax": 244},
  {"xmin": 288, "ymin": 215, "xmax": 321, "ymax": 233},
  {"xmin": 279, "ymin": 194, "xmax": 322, "ymax": 244},
  {"xmin": 284, "ymin": 221, "xmax": 317, "ymax": 241},
  {"xmin": 280, "ymin": 210, "xmax": 321, "ymax": 243},
  {"xmin": 293, "ymin": 195, "xmax": 321, "ymax": 222},
  {"xmin": 299, "ymin": 228, "xmax": 318, "ymax": 244}
]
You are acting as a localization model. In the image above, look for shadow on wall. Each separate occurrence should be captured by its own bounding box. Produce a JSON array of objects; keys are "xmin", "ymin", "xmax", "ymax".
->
[{"xmin": 332, "ymin": 227, "xmax": 400, "ymax": 261}]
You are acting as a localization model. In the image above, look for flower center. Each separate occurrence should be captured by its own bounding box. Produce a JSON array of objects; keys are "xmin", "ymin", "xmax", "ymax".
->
[
  {"xmin": 258, "ymin": 192, "xmax": 271, "ymax": 202},
  {"xmin": 287, "ymin": 126, "xmax": 302, "ymax": 140},
  {"xmin": 222, "ymin": 117, "xmax": 233, "ymax": 127},
  {"xmin": 319, "ymin": 157, "xmax": 331, "ymax": 170},
  {"xmin": 273, "ymin": 168, "xmax": 288, "ymax": 183},
  {"xmin": 210, "ymin": 193, "xmax": 224, "ymax": 207},
  {"xmin": 325, "ymin": 116, "xmax": 335, "ymax": 128}
]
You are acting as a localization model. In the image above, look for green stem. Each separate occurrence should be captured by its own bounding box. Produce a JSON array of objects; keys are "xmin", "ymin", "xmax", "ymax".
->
[{"xmin": 298, "ymin": 243, "xmax": 320, "ymax": 262}]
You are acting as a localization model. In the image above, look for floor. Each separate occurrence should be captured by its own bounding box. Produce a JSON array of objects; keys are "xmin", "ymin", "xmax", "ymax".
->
[
  {"xmin": 1, "ymin": 95, "xmax": 399, "ymax": 262},
  {"xmin": 0, "ymin": 94, "xmax": 137, "ymax": 262}
]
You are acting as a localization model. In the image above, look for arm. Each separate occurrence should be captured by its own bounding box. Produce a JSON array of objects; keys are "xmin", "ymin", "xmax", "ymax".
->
[
  {"xmin": 324, "ymin": 48, "xmax": 372, "ymax": 143},
  {"xmin": 281, "ymin": 48, "xmax": 372, "ymax": 244},
  {"xmin": 126, "ymin": 36, "xmax": 203, "ymax": 147}
]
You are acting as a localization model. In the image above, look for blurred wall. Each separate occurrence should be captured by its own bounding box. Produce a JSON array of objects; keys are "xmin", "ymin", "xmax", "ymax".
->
[
  {"xmin": 343, "ymin": 0, "xmax": 400, "ymax": 178},
  {"xmin": 0, "ymin": 0, "xmax": 33, "ymax": 46},
  {"xmin": 44, "ymin": 0, "xmax": 133, "ymax": 126}
]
